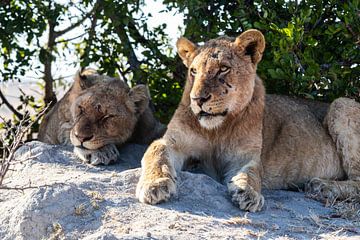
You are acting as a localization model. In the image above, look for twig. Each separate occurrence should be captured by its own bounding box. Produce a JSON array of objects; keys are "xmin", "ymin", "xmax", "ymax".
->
[
  {"xmin": 0, "ymin": 184, "xmax": 56, "ymax": 192},
  {"xmin": 116, "ymin": 62, "xmax": 130, "ymax": 83},
  {"xmin": 0, "ymin": 107, "xmax": 48, "ymax": 186},
  {"xmin": 9, "ymin": 152, "xmax": 41, "ymax": 165},
  {"xmin": 54, "ymin": 31, "xmax": 88, "ymax": 44},
  {"xmin": 0, "ymin": 88, "xmax": 24, "ymax": 119},
  {"xmin": 54, "ymin": 1, "xmax": 100, "ymax": 38},
  {"xmin": 81, "ymin": 5, "xmax": 99, "ymax": 62}
]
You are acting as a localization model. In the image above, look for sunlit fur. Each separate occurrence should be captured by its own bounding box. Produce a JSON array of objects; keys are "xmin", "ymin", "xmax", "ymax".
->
[
  {"xmin": 39, "ymin": 70, "xmax": 165, "ymax": 165},
  {"xmin": 137, "ymin": 29, "xmax": 360, "ymax": 212}
]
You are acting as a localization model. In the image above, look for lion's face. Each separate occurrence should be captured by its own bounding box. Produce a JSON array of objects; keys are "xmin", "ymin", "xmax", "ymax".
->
[
  {"xmin": 177, "ymin": 30, "xmax": 265, "ymax": 129},
  {"xmin": 69, "ymin": 81, "xmax": 149, "ymax": 150}
]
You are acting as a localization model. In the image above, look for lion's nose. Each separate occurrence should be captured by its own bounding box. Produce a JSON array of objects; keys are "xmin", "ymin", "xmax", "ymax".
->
[
  {"xmin": 191, "ymin": 94, "xmax": 211, "ymax": 107},
  {"xmin": 74, "ymin": 132, "xmax": 93, "ymax": 143}
]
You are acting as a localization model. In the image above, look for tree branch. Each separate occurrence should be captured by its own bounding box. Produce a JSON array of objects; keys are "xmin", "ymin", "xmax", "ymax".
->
[
  {"xmin": 127, "ymin": 18, "xmax": 173, "ymax": 66},
  {"xmin": 126, "ymin": 16, "xmax": 187, "ymax": 84},
  {"xmin": 54, "ymin": 31, "xmax": 88, "ymax": 44},
  {"xmin": 108, "ymin": 14, "xmax": 143, "ymax": 83},
  {"xmin": 0, "ymin": 89, "xmax": 23, "ymax": 119},
  {"xmin": 54, "ymin": 1, "xmax": 99, "ymax": 38},
  {"xmin": 43, "ymin": 19, "xmax": 57, "ymax": 106},
  {"xmin": 81, "ymin": 7, "xmax": 98, "ymax": 61}
]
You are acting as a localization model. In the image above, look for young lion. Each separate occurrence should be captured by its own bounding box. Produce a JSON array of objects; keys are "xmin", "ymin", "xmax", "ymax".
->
[
  {"xmin": 136, "ymin": 29, "xmax": 360, "ymax": 212},
  {"xmin": 38, "ymin": 68, "xmax": 115, "ymax": 145},
  {"xmin": 39, "ymin": 69, "xmax": 165, "ymax": 165}
]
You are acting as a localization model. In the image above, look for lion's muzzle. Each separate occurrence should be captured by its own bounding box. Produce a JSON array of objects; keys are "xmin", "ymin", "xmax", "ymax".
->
[{"xmin": 198, "ymin": 109, "xmax": 228, "ymax": 120}]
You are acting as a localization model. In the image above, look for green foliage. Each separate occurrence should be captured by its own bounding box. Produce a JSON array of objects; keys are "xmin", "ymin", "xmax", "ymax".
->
[
  {"xmin": 77, "ymin": 0, "xmax": 184, "ymax": 122},
  {"xmin": 165, "ymin": 0, "xmax": 359, "ymax": 102},
  {"xmin": 0, "ymin": 0, "xmax": 359, "ymax": 134},
  {"xmin": 0, "ymin": 0, "xmax": 46, "ymax": 81}
]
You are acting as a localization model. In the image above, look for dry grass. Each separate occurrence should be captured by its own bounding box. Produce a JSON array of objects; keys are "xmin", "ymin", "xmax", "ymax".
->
[
  {"xmin": 224, "ymin": 215, "xmax": 252, "ymax": 225},
  {"xmin": 332, "ymin": 197, "xmax": 360, "ymax": 221},
  {"xmin": 74, "ymin": 203, "xmax": 87, "ymax": 216},
  {"xmin": 91, "ymin": 199, "xmax": 100, "ymax": 210},
  {"xmin": 89, "ymin": 191, "xmax": 104, "ymax": 202},
  {"xmin": 223, "ymin": 213, "xmax": 268, "ymax": 230},
  {"xmin": 308, "ymin": 208, "xmax": 360, "ymax": 236},
  {"xmin": 74, "ymin": 191, "xmax": 105, "ymax": 215},
  {"xmin": 88, "ymin": 191, "xmax": 104, "ymax": 210},
  {"xmin": 47, "ymin": 222, "xmax": 65, "ymax": 240},
  {"xmin": 243, "ymin": 229, "xmax": 267, "ymax": 239},
  {"xmin": 319, "ymin": 229, "xmax": 356, "ymax": 240}
]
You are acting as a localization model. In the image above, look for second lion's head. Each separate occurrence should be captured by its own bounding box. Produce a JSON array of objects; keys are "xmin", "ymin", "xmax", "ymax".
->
[{"xmin": 69, "ymin": 74, "xmax": 150, "ymax": 150}]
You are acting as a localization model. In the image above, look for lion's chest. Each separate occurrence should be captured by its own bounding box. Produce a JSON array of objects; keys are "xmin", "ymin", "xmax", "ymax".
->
[{"xmin": 187, "ymin": 136, "xmax": 250, "ymax": 183}]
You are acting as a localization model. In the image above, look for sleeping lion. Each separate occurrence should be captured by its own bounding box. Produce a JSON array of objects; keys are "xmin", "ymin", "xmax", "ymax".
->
[
  {"xmin": 136, "ymin": 29, "xmax": 360, "ymax": 212},
  {"xmin": 38, "ymin": 69, "xmax": 165, "ymax": 165}
]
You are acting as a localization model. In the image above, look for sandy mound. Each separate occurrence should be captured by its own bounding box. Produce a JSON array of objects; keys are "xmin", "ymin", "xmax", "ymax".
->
[{"xmin": 0, "ymin": 141, "xmax": 358, "ymax": 239}]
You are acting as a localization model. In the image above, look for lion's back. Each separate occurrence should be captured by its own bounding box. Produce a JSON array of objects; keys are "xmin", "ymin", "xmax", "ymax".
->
[
  {"xmin": 38, "ymin": 94, "xmax": 73, "ymax": 144},
  {"xmin": 261, "ymin": 95, "xmax": 344, "ymax": 189}
]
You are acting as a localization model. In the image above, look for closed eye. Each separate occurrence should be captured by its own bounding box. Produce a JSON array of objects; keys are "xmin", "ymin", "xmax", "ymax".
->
[
  {"xmin": 101, "ymin": 114, "xmax": 115, "ymax": 121},
  {"xmin": 78, "ymin": 105, "xmax": 85, "ymax": 116}
]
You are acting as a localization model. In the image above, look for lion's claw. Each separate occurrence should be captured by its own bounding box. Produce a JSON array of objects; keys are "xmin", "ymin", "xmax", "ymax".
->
[
  {"xmin": 74, "ymin": 144, "xmax": 119, "ymax": 165},
  {"xmin": 228, "ymin": 183, "xmax": 264, "ymax": 212}
]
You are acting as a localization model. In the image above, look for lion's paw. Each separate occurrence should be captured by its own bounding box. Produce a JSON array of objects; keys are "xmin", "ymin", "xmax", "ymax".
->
[
  {"xmin": 74, "ymin": 144, "xmax": 119, "ymax": 165},
  {"xmin": 228, "ymin": 183, "xmax": 264, "ymax": 212},
  {"xmin": 305, "ymin": 178, "xmax": 339, "ymax": 203},
  {"xmin": 136, "ymin": 177, "xmax": 176, "ymax": 205}
]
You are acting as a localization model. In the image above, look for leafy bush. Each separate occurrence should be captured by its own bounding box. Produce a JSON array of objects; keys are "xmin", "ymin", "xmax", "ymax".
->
[
  {"xmin": 166, "ymin": 0, "xmax": 359, "ymax": 102},
  {"xmin": 0, "ymin": 0, "xmax": 359, "ymax": 140}
]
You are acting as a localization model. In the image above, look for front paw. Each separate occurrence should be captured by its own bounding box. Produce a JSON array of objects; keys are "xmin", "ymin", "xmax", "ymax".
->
[
  {"xmin": 228, "ymin": 183, "xmax": 264, "ymax": 212},
  {"xmin": 74, "ymin": 144, "xmax": 119, "ymax": 165},
  {"xmin": 136, "ymin": 176, "xmax": 176, "ymax": 205}
]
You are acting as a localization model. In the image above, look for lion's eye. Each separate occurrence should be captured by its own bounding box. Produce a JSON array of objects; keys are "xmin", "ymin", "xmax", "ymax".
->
[
  {"xmin": 220, "ymin": 66, "xmax": 230, "ymax": 73},
  {"xmin": 190, "ymin": 68, "xmax": 197, "ymax": 76},
  {"xmin": 101, "ymin": 115, "xmax": 114, "ymax": 122},
  {"xmin": 78, "ymin": 106, "xmax": 84, "ymax": 115}
]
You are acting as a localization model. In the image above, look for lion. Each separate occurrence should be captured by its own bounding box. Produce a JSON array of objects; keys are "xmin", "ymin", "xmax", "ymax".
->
[
  {"xmin": 38, "ymin": 68, "xmax": 114, "ymax": 145},
  {"xmin": 136, "ymin": 29, "xmax": 360, "ymax": 212},
  {"xmin": 38, "ymin": 69, "xmax": 165, "ymax": 165}
]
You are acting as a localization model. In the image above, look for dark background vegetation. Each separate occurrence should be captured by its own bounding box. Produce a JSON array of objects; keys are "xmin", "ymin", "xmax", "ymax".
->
[{"xmin": 0, "ymin": 0, "xmax": 359, "ymax": 145}]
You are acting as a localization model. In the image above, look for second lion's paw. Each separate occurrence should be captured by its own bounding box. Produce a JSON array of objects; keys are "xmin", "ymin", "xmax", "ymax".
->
[{"xmin": 74, "ymin": 144, "xmax": 119, "ymax": 165}]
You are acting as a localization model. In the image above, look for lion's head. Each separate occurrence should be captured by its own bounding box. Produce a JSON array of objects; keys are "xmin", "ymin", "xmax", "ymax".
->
[
  {"xmin": 69, "ymin": 78, "xmax": 150, "ymax": 150},
  {"xmin": 176, "ymin": 29, "xmax": 265, "ymax": 129}
]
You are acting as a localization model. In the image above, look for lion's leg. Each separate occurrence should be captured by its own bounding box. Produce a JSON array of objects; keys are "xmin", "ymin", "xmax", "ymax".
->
[
  {"xmin": 136, "ymin": 139, "xmax": 186, "ymax": 204},
  {"xmin": 307, "ymin": 178, "xmax": 360, "ymax": 202},
  {"xmin": 307, "ymin": 98, "xmax": 360, "ymax": 201},
  {"xmin": 225, "ymin": 158, "xmax": 264, "ymax": 212}
]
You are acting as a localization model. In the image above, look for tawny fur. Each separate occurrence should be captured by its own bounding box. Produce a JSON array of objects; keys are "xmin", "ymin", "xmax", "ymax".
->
[
  {"xmin": 136, "ymin": 29, "xmax": 360, "ymax": 211},
  {"xmin": 38, "ymin": 69, "xmax": 165, "ymax": 165},
  {"xmin": 38, "ymin": 68, "xmax": 118, "ymax": 144}
]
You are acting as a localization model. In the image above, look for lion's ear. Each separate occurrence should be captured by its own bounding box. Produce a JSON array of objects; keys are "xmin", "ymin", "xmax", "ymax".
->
[
  {"xmin": 73, "ymin": 68, "xmax": 99, "ymax": 91},
  {"xmin": 176, "ymin": 37, "xmax": 198, "ymax": 67},
  {"xmin": 234, "ymin": 29, "xmax": 265, "ymax": 64},
  {"xmin": 129, "ymin": 84, "xmax": 150, "ymax": 115}
]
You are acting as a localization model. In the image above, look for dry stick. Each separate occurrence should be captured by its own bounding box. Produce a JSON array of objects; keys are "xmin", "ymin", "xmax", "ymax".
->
[
  {"xmin": 0, "ymin": 107, "xmax": 48, "ymax": 186},
  {"xmin": 0, "ymin": 183, "xmax": 62, "ymax": 192},
  {"xmin": 0, "ymin": 88, "xmax": 24, "ymax": 119}
]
